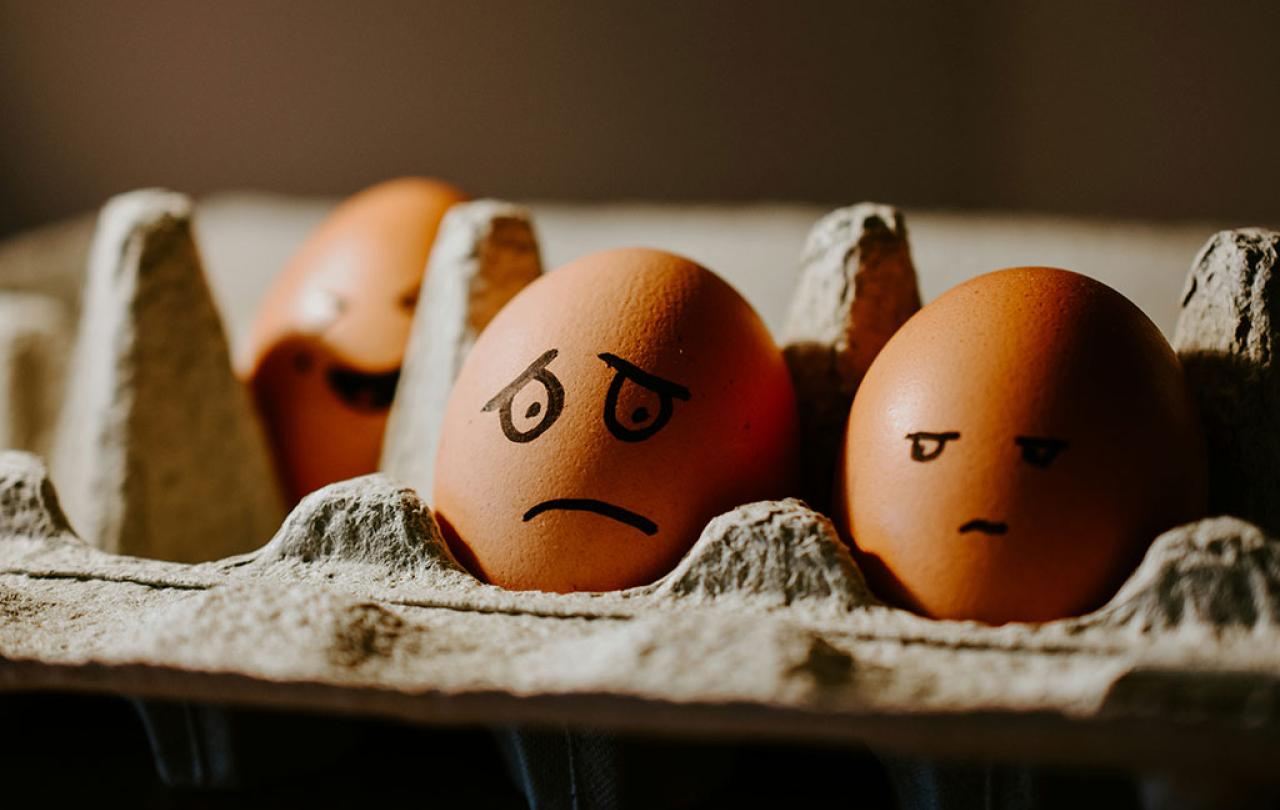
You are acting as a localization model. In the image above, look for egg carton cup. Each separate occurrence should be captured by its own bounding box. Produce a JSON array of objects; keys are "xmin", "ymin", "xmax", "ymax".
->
[{"xmin": 0, "ymin": 191, "xmax": 1278, "ymax": 772}]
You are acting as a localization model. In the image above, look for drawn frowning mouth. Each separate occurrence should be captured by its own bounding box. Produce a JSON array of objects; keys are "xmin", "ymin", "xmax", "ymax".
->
[
  {"xmin": 522, "ymin": 499, "xmax": 658, "ymax": 536},
  {"xmin": 327, "ymin": 366, "xmax": 401, "ymax": 411},
  {"xmin": 959, "ymin": 519, "xmax": 1009, "ymax": 535}
]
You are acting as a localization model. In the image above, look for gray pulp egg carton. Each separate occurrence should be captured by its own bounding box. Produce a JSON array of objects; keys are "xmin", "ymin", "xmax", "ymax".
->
[{"xmin": 1, "ymin": 190, "xmax": 1279, "ymax": 774}]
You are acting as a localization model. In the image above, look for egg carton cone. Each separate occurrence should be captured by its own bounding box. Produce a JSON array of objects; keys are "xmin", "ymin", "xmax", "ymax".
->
[
  {"xmin": 48, "ymin": 190, "xmax": 284, "ymax": 561},
  {"xmin": 0, "ymin": 291, "xmax": 69, "ymax": 458},
  {"xmin": 782, "ymin": 203, "xmax": 922, "ymax": 505},
  {"xmin": 1173, "ymin": 229, "xmax": 1280, "ymax": 536},
  {"xmin": 0, "ymin": 194, "xmax": 1279, "ymax": 774},
  {"xmin": 379, "ymin": 199, "xmax": 543, "ymax": 497}
]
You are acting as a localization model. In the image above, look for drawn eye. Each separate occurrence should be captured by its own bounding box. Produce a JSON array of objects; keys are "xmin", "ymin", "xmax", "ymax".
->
[
  {"xmin": 292, "ymin": 350, "xmax": 315, "ymax": 374},
  {"xmin": 482, "ymin": 349, "xmax": 565, "ymax": 443},
  {"xmin": 398, "ymin": 286, "xmax": 420, "ymax": 312},
  {"xmin": 906, "ymin": 431, "xmax": 960, "ymax": 462},
  {"xmin": 1015, "ymin": 436, "xmax": 1069, "ymax": 468},
  {"xmin": 597, "ymin": 353, "xmax": 691, "ymax": 442}
]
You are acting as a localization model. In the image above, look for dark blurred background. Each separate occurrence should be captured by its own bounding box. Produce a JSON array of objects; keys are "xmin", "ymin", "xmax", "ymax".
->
[{"xmin": 2, "ymin": 0, "xmax": 1278, "ymax": 237}]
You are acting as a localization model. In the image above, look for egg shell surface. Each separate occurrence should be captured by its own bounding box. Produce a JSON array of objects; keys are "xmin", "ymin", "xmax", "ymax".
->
[
  {"xmin": 245, "ymin": 177, "xmax": 467, "ymax": 504},
  {"xmin": 433, "ymin": 247, "xmax": 800, "ymax": 593},
  {"xmin": 839, "ymin": 266, "xmax": 1207, "ymax": 624}
]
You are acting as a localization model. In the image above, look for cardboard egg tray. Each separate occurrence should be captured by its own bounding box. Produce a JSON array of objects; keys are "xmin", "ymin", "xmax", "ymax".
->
[{"xmin": 1, "ymin": 191, "xmax": 1279, "ymax": 774}]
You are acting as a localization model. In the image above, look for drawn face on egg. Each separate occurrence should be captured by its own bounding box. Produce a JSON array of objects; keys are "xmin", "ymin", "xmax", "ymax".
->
[
  {"xmin": 479, "ymin": 347, "xmax": 693, "ymax": 536},
  {"xmin": 433, "ymin": 248, "xmax": 800, "ymax": 593},
  {"xmin": 245, "ymin": 177, "xmax": 467, "ymax": 504},
  {"xmin": 839, "ymin": 267, "xmax": 1208, "ymax": 624},
  {"xmin": 275, "ymin": 281, "xmax": 416, "ymax": 407},
  {"xmin": 900, "ymin": 430, "xmax": 1070, "ymax": 537}
]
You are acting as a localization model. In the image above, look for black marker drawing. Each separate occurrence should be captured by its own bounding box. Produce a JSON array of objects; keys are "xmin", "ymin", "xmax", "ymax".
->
[
  {"xmin": 328, "ymin": 366, "xmax": 401, "ymax": 411},
  {"xmin": 482, "ymin": 349, "xmax": 565, "ymax": 443},
  {"xmin": 597, "ymin": 353, "xmax": 691, "ymax": 442},
  {"xmin": 906, "ymin": 431, "xmax": 960, "ymax": 462},
  {"xmin": 398, "ymin": 285, "xmax": 421, "ymax": 312},
  {"xmin": 292, "ymin": 350, "xmax": 315, "ymax": 374},
  {"xmin": 523, "ymin": 498, "xmax": 658, "ymax": 536},
  {"xmin": 1015, "ymin": 436, "xmax": 1069, "ymax": 468},
  {"xmin": 959, "ymin": 519, "xmax": 1008, "ymax": 535}
]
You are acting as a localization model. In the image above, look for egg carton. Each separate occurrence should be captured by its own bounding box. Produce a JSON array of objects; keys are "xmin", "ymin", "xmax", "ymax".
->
[{"xmin": 1, "ymin": 191, "xmax": 1278, "ymax": 775}]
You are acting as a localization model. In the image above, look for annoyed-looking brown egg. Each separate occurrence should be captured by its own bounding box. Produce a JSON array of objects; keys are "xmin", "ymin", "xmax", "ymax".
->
[
  {"xmin": 244, "ymin": 177, "xmax": 467, "ymax": 504},
  {"xmin": 839, "ymin": 267, "xmax": 1207, "ymax": 624},
  {"xmin": 434, "ymin": 248, "xmax": 800, "ymax": 593}
]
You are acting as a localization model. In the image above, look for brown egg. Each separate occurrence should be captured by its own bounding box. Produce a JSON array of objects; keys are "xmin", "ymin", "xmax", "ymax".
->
[
  {"xmin": 838, "ymin": 267, "xmax": 1207, "ymax": 624},
  {"xmin": 434, "ymin": 248, "xmax": 800, "ymax": 593},
  {"xmin": 244, "ymin": 177, "xmax": 467, "ymax": 504}
]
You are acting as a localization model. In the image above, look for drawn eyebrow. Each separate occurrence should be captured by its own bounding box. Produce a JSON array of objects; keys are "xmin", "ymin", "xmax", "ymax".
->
[
  {"xmin": 483, "ymin": 349, "xmax": 560, "ymax": 412},
  {"xmin": 597, "ymin": 353, "xmax": 691, "ymax": 400},
  {"xmin": 907, "ymin": 431, "xmax": 960, "ymax": 442}
]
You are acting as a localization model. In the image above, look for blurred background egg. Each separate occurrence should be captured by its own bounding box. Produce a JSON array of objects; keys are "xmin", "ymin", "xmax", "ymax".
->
[
  {"xmin": 244, "ymin": 176, "xmax": 467, "ymax": 504},
  {"xmin": 434, "ymin": 247, "xmax": 800, "ymax": 593},
  {"xmin": 839, "ymin": 266, "xmax": 1208, "ymax": 624}
]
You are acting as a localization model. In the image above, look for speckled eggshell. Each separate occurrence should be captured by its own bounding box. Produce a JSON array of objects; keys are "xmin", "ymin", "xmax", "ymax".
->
[
  {"xmin": 434, "ymin": 248, "xmax": 800, "ymax": 593},
  {"xmin": 838, "ymin": 267, "xmax": 1208, "ymax": 624},
  {"xmin": 245, "ymin": 177, "xmax": 467, "ymax": 504}
]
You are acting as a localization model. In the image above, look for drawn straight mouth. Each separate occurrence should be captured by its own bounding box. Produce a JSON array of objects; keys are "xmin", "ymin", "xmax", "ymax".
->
[
  {"xmin": 327, "ymin": 366, "xmax": 401, "ymax": 411},
  {"xmin": 959, "ymin": 519, "xmax": 1009, "ymax": 535},
  {"xmin": 522, "ymin": 499, "xmax": 658, "ymax": 536}
]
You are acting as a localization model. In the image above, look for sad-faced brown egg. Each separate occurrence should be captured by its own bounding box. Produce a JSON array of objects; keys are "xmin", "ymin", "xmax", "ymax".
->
[{"xmin": 433, "ymin": 248, "xmax": 801, "ymax": 593}]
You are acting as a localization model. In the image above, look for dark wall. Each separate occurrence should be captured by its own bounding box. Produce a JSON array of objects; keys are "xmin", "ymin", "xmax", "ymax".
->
[{"xmin": 2, "ymin": 0, "xmax": 1277, "ymax": 235}]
